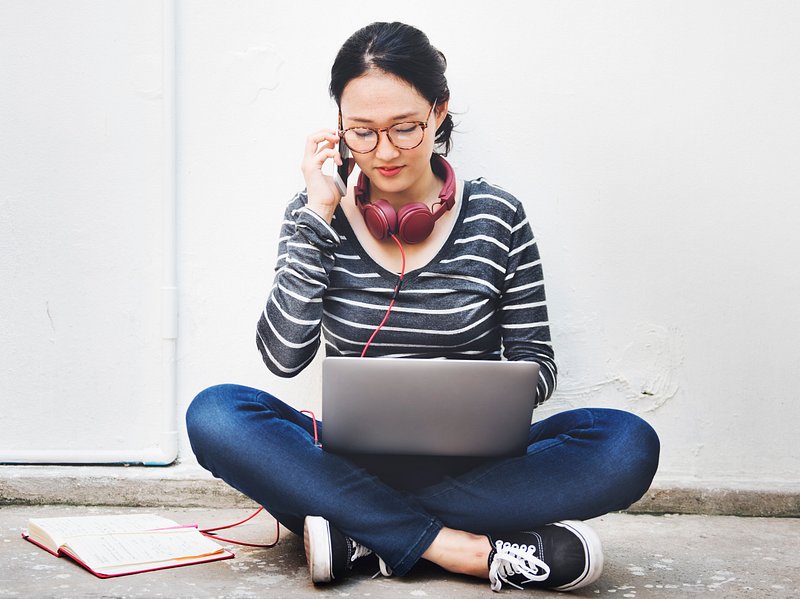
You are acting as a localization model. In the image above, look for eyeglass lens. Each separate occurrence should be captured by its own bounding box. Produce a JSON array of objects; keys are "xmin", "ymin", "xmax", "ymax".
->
[{"xmin": 343, "ymin": 123, "xmax": 425, "ymax": 153}]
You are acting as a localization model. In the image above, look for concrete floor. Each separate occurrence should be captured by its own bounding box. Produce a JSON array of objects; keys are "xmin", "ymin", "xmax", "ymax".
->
[{"xmin": 1, "ymin": 506, "xmax": 798, "ymax": 598}]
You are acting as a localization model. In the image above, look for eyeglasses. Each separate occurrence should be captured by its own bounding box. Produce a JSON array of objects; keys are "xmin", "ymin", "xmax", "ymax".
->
[{"xmin": 338, "ymin": 100, "xmax": 437, "ymax": 154}]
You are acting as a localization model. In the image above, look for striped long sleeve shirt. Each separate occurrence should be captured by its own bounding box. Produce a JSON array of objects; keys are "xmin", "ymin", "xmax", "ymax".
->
[{"xmin": 257, "ymin": 178, "xmax": 557, "ymax": 407}]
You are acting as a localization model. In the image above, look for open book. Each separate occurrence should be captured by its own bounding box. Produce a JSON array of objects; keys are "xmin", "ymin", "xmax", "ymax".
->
[{"xmin": 22, "ymin": 513, "xmax": 234, "ymax": 578}]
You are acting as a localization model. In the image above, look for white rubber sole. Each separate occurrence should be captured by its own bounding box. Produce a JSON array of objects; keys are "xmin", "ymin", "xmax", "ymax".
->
[
  {"xmin": 551, "ymin": 520, "xmax": 604, "ymax": 591},
  {"xmin": 304, "ymin": 515, "xmax": 334, "ymax": 584}
]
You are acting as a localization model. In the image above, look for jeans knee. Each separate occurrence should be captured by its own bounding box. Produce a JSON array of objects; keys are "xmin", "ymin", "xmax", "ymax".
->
[
  {"xmin": 186, "ymin": 385, "xmax": 221, "ymax": 432},
  {"xmin": 602, "ymin": 409, "xmax": 660, "ymax": 505},
  {"xmin": 185, "ymin": 384, "xmax": 238, "ymax": 460},
  {"xmin": 638, "ymin": 416, "xmax": 661, "ymax": 478}
]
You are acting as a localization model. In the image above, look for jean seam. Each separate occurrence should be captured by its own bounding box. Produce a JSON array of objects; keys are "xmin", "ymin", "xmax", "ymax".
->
[{"xmin": 391, "ymin": 518, "xmax": 443, "ymax": 576}]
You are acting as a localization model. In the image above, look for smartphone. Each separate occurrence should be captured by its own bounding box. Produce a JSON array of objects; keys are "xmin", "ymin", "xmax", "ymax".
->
[{"xmin": 333, "ymin": 138, "xmax": 350, "ymax": 197}]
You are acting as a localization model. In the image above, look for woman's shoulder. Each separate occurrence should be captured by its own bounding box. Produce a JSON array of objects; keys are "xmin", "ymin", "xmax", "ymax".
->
[{"xmin": 462, "ymin": 177, "xmax": 527, "ymax": 218}]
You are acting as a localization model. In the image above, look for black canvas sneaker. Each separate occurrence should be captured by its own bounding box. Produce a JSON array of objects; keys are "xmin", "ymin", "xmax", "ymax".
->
[
  {"xmin": 487, "ymin": 520, "xmax": 603, "ymax": 592},
  {"xmin": 304, "ymin": 515, "xmax": 392, "ymax": 584}
]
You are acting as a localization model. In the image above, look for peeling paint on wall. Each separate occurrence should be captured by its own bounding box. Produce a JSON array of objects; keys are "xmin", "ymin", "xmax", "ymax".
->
[
  {"xmin": 551, "ymin": 323, "xmax": 684, "ymax": 413},
  {"xmin": 227, "ymin": 46, "xmax": 283, "ymax": 104},
  {"xmin": 608, "ymin": 323, "xmax": 684, "ymax": 412}
]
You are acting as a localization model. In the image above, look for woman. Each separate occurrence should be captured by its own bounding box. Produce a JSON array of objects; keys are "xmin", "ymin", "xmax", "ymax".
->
[{"xmin": 187, "ymin": 21, "xmax": 660, "ymax": 592}]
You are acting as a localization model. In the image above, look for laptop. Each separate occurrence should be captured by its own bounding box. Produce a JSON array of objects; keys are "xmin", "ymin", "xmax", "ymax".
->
[{"xmin": 321, "ymin": 357, "xmax": 540, "ymax": 457}]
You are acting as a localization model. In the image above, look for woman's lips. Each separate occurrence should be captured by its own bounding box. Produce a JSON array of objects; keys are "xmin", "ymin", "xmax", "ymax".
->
[{"xmin": 376, "ymin": 166, "xmax": 403, "ymax": 177}]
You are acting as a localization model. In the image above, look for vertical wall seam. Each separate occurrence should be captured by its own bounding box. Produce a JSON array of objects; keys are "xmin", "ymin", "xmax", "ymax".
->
[{"xmin": 153, "ymin": 0, "xmax": 179, "ymax": 465}]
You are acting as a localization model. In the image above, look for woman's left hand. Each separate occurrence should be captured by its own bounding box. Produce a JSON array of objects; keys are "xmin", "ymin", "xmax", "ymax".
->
[{"xmin": 300, "ymin": 129, "xmax": 345, "ymax": 223}]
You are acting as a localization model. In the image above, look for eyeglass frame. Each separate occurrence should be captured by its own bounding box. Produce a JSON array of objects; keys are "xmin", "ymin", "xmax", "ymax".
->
[{"xmin": 337, "ymin": 99, "xmax": 438, "ymax": 154}]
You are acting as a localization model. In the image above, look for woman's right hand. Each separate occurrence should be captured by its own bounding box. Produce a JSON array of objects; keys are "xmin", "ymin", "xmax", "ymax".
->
[{"xmin": 301, "ymin": 129, "xmax": 345, "ymax": 223}]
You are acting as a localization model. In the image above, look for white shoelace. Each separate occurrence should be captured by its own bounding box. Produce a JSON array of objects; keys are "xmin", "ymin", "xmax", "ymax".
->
[
  {"xmin": 350, "ymin": 539, "xmax": 392, "ymax": 578},
  {"xmin": 349, "ymin": 539, "xmax": 373, "ymax": 562},
  {"xmin": 488, "ymin": 540, "xmax": 551, "ymax": 591},
  {"xmin": 374, "ymin": 558, "xmax": 393, "ymax": 578}
]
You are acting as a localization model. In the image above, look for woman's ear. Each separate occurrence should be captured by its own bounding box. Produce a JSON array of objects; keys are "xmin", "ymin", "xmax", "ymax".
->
[{"xmin": 435, "ymin": 99, "xmax": 449, "ymax": 127}]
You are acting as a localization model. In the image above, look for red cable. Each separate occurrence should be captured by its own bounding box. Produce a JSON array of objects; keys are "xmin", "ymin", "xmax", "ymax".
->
[
  {"xmin": 201, "ymin": 506, "xmax": 264, "ymax": 533},
  {"xmin": 200, "ymin": 506, "xmax": 280, "ymax": 548},
  {"xmin": 301, "ymin": 409, "xmax": 321, "ymax": 447},
  {"xmin": 361, "ymin": 233, "xmax": 406, "ymax": 357}
]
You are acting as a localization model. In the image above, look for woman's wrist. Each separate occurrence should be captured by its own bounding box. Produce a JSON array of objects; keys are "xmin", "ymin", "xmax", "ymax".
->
[{"xmin": 305, "ymin": 199, "xmax": 337, "ymax": 224}]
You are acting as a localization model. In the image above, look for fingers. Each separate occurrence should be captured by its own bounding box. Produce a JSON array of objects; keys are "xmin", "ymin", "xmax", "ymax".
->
[
  {"xmin": 302, "ymin": 130, "xmax": 345, "ymax": 177},
  {"xmin": 312, "ymin": 146, "xmax": 337, "ymax": 166},
  {"xmin": 300, "ymin": 129, "xmax": 347, "ymax": 211},
  {"xmin": 306, "ymin": 129, "xmax": 339, "ymax": 147},
  {"xmin": 304, "ymin": 130, "xmax": 338, "ymax": 157}
]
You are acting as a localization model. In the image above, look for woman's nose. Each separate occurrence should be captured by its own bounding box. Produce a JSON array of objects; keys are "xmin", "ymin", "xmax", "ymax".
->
[{"xmin": 374, "ymin": 131, "xmax": 400, "ymax": 161}]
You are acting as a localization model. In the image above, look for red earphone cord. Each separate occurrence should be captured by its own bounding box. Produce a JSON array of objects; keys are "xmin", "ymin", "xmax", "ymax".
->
[
  {"xmin": 198, "ymin": 235, "xmax": 406, "ymax": 547},
  {"xmin": 361, "ymin": 233, "xmax": 406, "ymax": 358},
  {"xmin": 200, "ymin": 507, "xmax": 277, "ymax": 548}
]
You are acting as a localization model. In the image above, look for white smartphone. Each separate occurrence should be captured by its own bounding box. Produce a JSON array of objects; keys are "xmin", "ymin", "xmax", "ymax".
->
[{"xmin": 333, "ymin": 138, "xmax": 350, "ymax": 197}]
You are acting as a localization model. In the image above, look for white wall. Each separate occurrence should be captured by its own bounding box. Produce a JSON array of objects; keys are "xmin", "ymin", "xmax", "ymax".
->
[
  {"xmin": 2, "ymin": 1, "xmax": 799, "ymax": 488},
  {"xmin": 0, "ymin": 0, "xmax": 176, "ymax": 463}
]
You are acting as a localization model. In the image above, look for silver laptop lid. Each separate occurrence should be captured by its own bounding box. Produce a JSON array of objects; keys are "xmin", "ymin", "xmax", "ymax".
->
[{"xmin": 321, "ymin": 357, "xmax": 540, "ymax": 457}]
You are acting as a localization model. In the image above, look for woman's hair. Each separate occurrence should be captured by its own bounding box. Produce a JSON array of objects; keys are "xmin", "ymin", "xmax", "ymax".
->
[{"xmin": 330, "ymin": 22, "xmax": 455, "ymax": 155}]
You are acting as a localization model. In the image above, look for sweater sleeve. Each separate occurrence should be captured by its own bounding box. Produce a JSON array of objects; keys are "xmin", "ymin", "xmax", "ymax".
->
[
  {"xmin": 256, "ymin": 192, "xmax": 340, "ymax": 377},
  {"xmin": 499, "ymin": 201, "xmax": 558, "ymax": 406}
]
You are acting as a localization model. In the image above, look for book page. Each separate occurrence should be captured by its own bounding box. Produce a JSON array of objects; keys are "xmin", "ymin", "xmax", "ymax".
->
[
  {"xmin": 63, "ymin": 528, "xmax": 226, "ymax": 570},
  {"xmin": 27, "ymin": 514, "xmax": 180, "ymax": 551}
]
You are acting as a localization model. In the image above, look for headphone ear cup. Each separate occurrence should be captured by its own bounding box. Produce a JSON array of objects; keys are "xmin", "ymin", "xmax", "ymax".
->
[
  {"xmin": 397, "ymin": 203, "xmax": 435, "ymax": 244},
  {"xmin": 363, "ymin": 199, "xmax": 397, "ymax": 240}
]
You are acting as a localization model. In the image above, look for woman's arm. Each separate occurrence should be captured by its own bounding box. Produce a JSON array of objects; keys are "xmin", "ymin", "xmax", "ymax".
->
[
  {"xmin": 499, "ymin": 202, "xmax": 558, "ymax": 406},
  {"xmin": 256, "ymin": 129, "xmax": 346, "ymax": 377},
  {"xmin": 256, "ymin": 193, "xmax": 340, "ymax": 377}
]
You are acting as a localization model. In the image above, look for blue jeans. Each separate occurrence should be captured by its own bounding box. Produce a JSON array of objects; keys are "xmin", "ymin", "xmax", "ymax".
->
[{"xmin": 186, "ymin": 384, "xmax": 659, "ymax": 576}]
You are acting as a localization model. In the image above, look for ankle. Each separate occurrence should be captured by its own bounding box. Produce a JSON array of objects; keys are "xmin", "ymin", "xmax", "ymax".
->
[{"xmin": 422, "ymin": 528, "xmax": 492, "ymax": 577}]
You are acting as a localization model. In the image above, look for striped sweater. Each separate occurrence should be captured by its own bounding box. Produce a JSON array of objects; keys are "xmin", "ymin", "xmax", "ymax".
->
[{"xmin": 257, "ymin": 177, "xmax": 557, "ymax": 406}]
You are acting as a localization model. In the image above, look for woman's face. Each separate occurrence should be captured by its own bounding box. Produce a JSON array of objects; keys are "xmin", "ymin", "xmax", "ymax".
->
[{"xmin": 339, "ymin": 70, "xmax": 448, "ymax": 199}]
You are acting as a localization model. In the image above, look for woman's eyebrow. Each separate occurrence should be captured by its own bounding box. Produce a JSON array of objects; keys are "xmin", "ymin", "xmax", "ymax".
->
[{"xmin": 347, "ymin": 112, "xmax": 418, "ymax": 124}]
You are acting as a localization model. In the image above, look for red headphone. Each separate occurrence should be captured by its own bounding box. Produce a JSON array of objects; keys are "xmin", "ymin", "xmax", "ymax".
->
[{"xmin": 354, "ymin": 155, "xmax": 457, "ymax": 245}]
